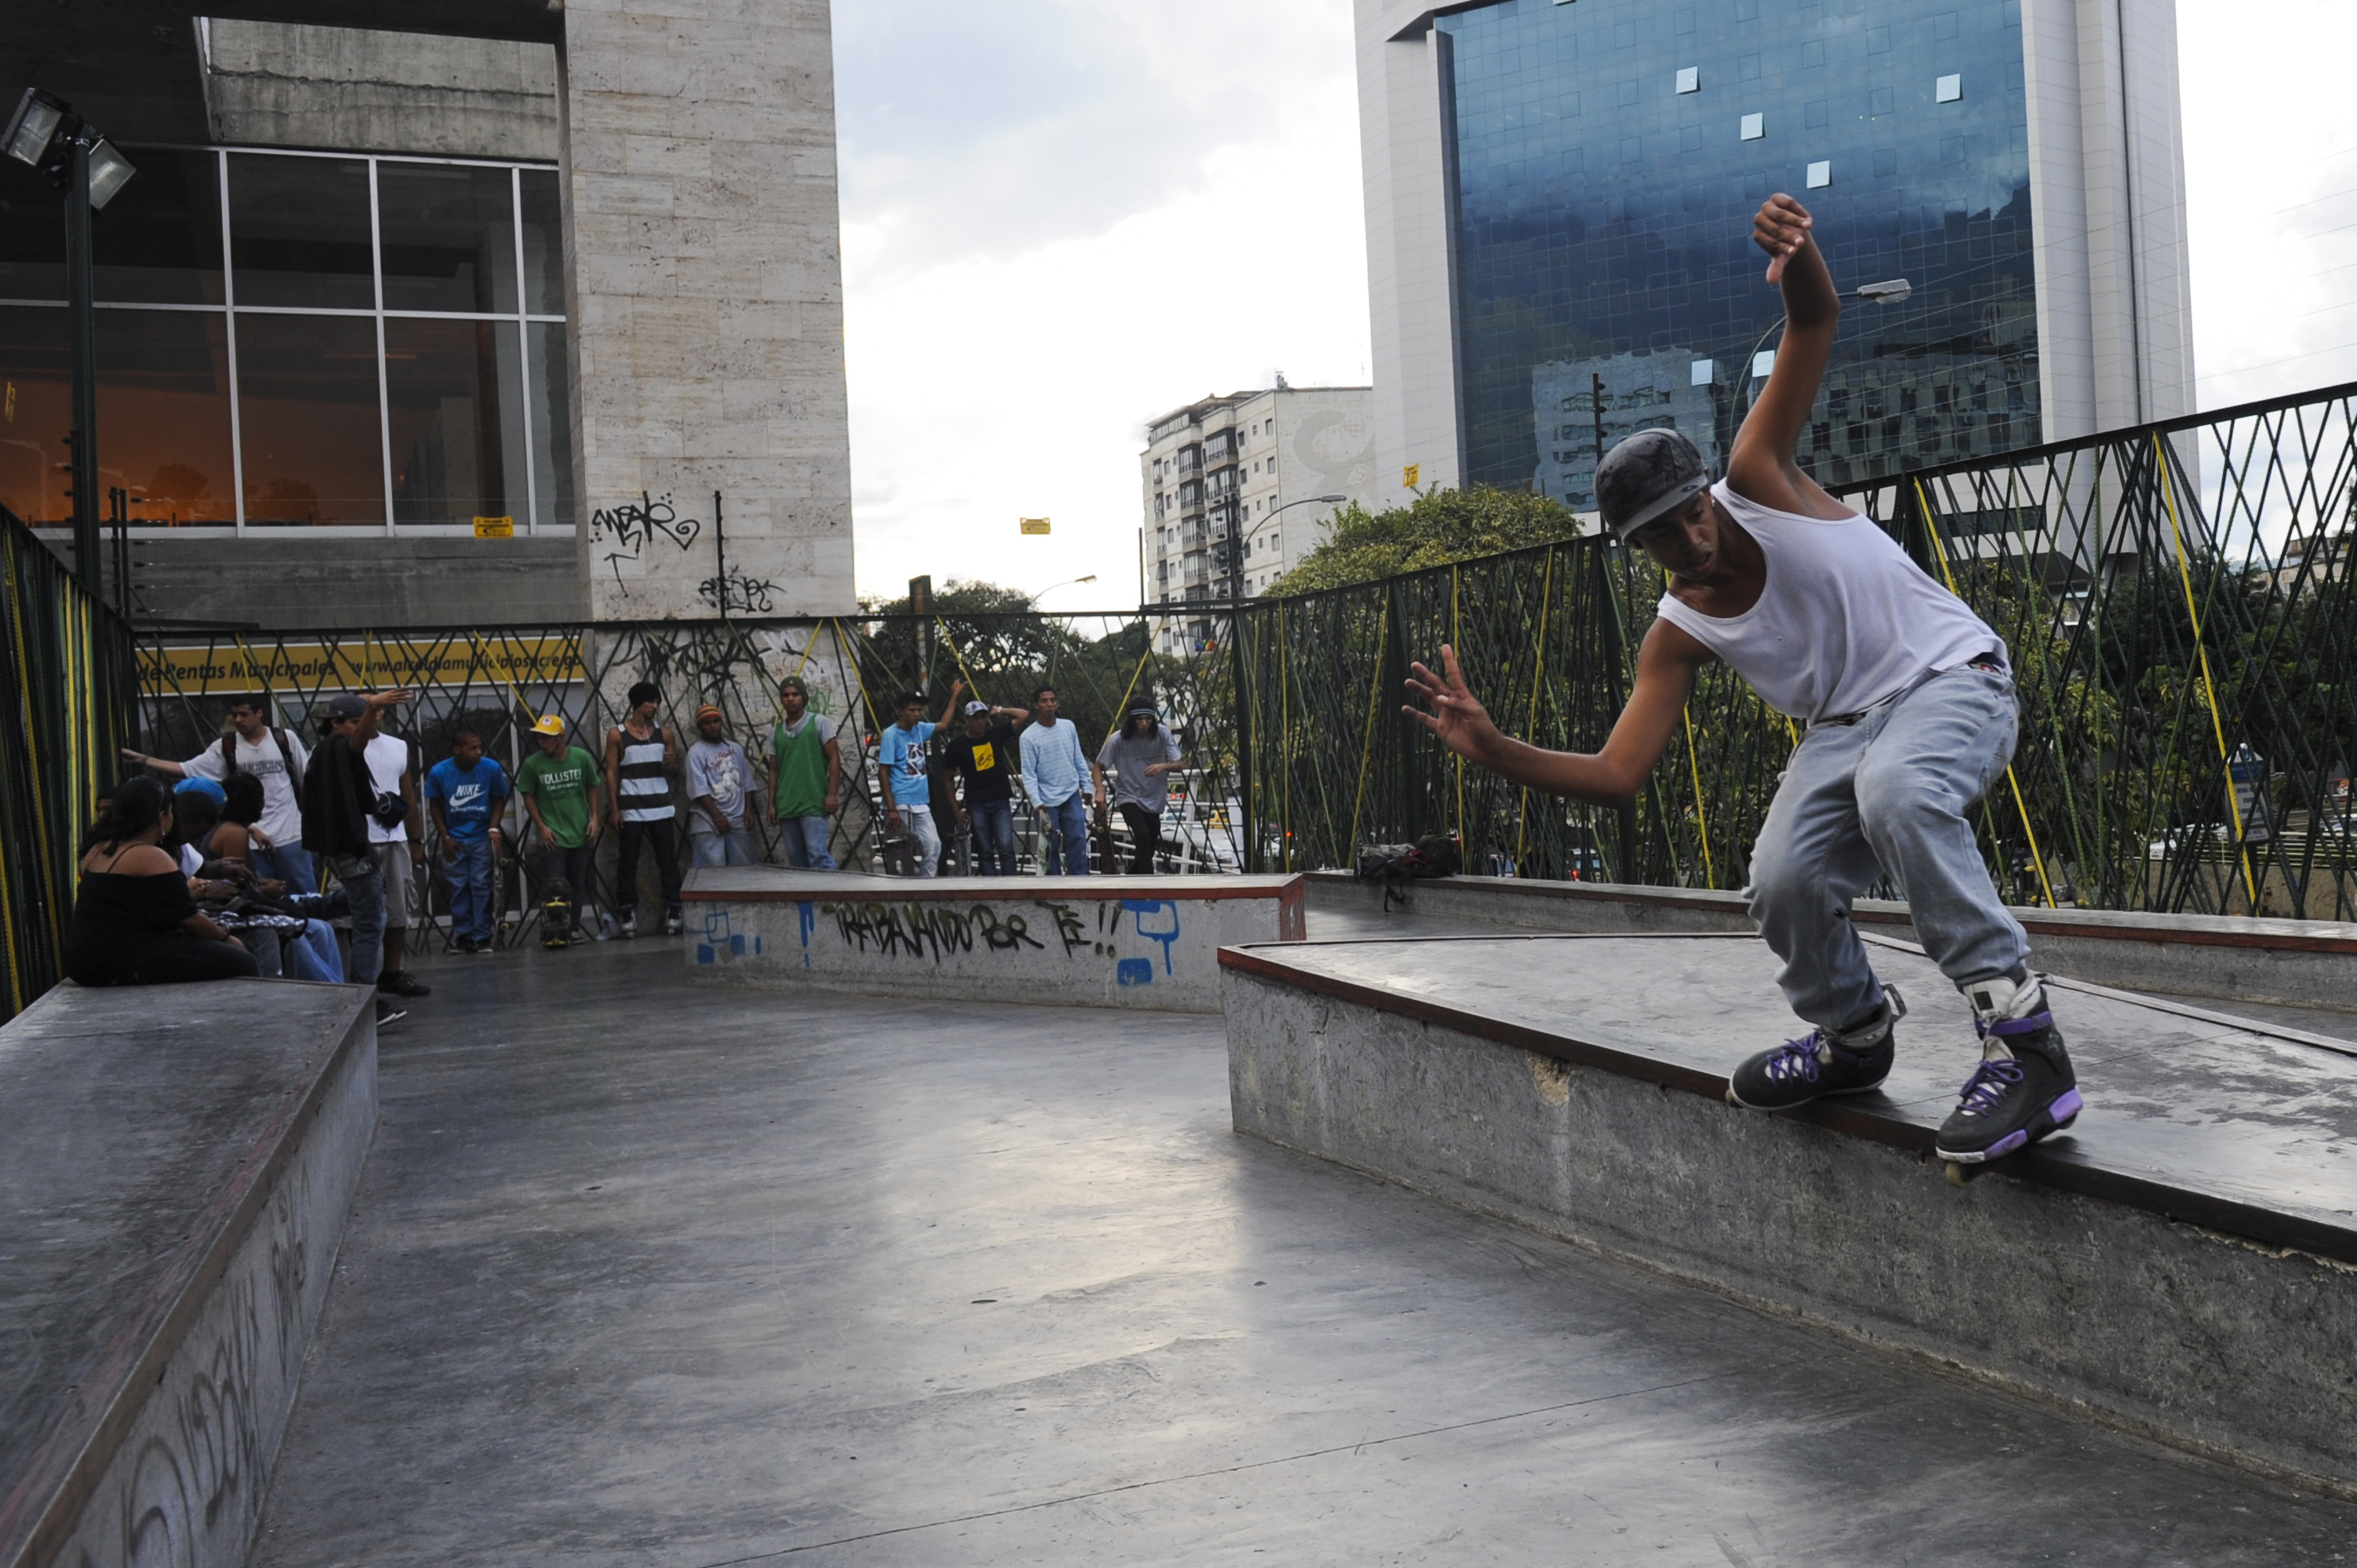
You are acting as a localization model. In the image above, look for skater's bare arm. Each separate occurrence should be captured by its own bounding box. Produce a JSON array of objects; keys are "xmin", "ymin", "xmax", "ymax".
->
[
  {"xmin": 1402, "ymin": 623, "xmax": 1707, "ymax": 807},
  {"xmin": 1727, "ymin": 195, "xmax": 1850, "ymax": 522}
]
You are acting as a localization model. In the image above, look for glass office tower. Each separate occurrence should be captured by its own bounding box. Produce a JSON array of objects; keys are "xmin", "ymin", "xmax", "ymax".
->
[{"xmin": 1434, "ymin": 0, "xmax": 2038, "ymax": 506}]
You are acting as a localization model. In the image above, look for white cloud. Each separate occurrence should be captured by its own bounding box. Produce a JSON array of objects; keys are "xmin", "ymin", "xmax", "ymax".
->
[
  {"xmin": 2180, "ymin": 0, "xmax": 2357, "ymax": 410},
  {"xmin": 834, "ymin": 0, "xmax": 1369, "ymax": 605}
]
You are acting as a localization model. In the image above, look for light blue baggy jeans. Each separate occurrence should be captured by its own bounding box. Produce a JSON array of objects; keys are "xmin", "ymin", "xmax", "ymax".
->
[{"xmin": 1744, "ymin": 663, "xmax": 2029, "ymax": 1031}]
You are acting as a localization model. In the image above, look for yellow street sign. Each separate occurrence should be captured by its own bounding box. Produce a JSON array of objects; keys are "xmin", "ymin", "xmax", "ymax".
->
[
  {"xmin": 1402, "ymin": 463, "xmax": 1419, "ymax": 489},
  {"xmin": 473, "ymin": 516, "xmax": 516, "ymax": 538},
  {"xmin": 1019, "ymin": 517, "xmax": 1052, "ymax": 535},
  {"xmin": 142, "ymin": 636, "xmax": 586, "ymax": 696}
]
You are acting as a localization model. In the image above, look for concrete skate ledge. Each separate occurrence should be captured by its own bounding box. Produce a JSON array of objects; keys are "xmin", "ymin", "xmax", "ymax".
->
[
  {"xmin": 1221, "ymin": 933, "xmax": 2357, "ymax": 1491},
  {"xmin": 685, "ymin": 868, "xmax": 1306, "ymax": 1012},
  {"xmin": 1305, "ymin": 873, "xmax": 2357, "ymax": 1010},
  {"xmin": 0, "ymin": 980, "xmax": 379, "ymax": 1568}
]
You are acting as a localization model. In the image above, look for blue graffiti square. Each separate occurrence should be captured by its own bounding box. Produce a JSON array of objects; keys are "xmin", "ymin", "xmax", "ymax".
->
[
  {"xmin": 695, "ymin": 943, "xmax": 716, "ymax": 965},
  {"xmin": 1116, "ymin": 958, "xmax": 1154, "ymax": 987}
]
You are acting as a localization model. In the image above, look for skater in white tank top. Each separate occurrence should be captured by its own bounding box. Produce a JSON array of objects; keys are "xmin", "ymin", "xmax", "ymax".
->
[{"xmin": 1404, "ymin": 194, "xmax": 2080, "ymax": 1175}]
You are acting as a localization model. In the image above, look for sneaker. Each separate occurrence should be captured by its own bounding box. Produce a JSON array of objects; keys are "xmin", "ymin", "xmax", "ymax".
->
[
  {"xmin": 374, "ymin": 1003, "xmax": 408, "ymax": 1029},
  {"xmin": 473, "ymin": 937, "xmax": 497, "ymax": 956},
  {"xmin": 377, "ymin": 969, "xmax": 433, "ymax": 997},
  {"xmin": 1937, "ymin": 974, "xmax": 2081, "ymax": 1164},
  {"xmin": 617, "ymin": 910, "xmax": 639, "ymax": 940},
  {"xmin": 662, "ymin": 908, "xmax": 685, "ymax": 937},
  {"xmin": 1727, "ymin": 987, "xmax": 1906, "ymax": 1110}
]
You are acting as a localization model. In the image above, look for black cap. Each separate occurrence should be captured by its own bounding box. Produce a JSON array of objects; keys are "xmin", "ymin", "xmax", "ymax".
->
[
  {"xmin": 324, "ymin": 694, "xmax": 366, "ymax": 722},
  {"xmin": 1595, "ymin": 428, "xmax": 1709, "ymax": 541}
]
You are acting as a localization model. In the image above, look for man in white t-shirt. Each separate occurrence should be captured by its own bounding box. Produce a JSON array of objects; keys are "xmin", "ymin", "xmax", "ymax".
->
[
  {"xmin": 1404, "ymin": 193, "xmax": 2078, "ymax": 1176},
  {"xmin": 126, "ymin": 694, "xmax": 317, "ymax": 894},
  {"xmin": 364, "ymin": 728, "xmax": 432, "ymax": 998}
]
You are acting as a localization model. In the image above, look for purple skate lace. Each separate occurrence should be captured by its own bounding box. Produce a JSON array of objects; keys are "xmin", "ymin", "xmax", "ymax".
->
[
  {"xmin": 1763, "ymin": 1035, "xmax": 1825, "ymax": 1085},
  {"xmin": 1953, "ymin": 1057, "xmax": 2024, "ymax": 1118}
]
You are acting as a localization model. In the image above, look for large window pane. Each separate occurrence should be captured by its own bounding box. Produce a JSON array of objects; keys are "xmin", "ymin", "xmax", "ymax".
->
[
  {"xmin": 378, "ymin": 162, "xmax": 517, "ymax": 315},
  {"xmin": 0, "ymin": 161, "xmax": 67, "ymax": 303},
  {"xmin": 0, "ymin": 307, "xmax": 235, "ymax": 527},
  {"xmin": 229, "ymin": 155, "xmax": 374, "ymax": 310},
  {"xmin": 95, "ymin": 150, "xmax": 226, "ymax": 306},
  {"xmin": 527, "ymin": 319, "xmax": 574, "ymax": 528},
  {"xmin": 0, "ymin": 306, "xmax": 68, "ymax": 522},
  {"xmin": 385, "ymin": 317, "xmax": 524, "ymax": 527},
  {"xmin": 519, "ymin": 167, "xmax": 564, "ymax": 315},
  {"xmin": 235, "ymin": 314, "xmax": 386, "ymax": 526}
]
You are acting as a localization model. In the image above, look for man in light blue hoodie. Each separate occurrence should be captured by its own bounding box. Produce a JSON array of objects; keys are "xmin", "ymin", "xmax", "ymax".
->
[{"xmin": 1016, "ymin": 685, "xmax": 1093, "ymax": 876}]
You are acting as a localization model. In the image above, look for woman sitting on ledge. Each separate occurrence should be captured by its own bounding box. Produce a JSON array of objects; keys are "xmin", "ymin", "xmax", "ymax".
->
[{"xmin": 67, "ymin": 776, "xmax": 260, "ymax": 987}]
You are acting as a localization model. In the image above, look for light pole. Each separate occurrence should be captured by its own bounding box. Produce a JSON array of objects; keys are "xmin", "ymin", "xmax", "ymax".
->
[
  {"xmin": 4, "ymin": 88, "xmax": 137, "ymax": 591},
  {"xmin": 1227, "ymin": 492, "xmax": 1344, "ymax": 873},
  {"xmin": 1736, "ymin": 277, "xmax": 1911, "ymax": 418},
  {"xmin": 1027, "ymin": 573, "xmax": 1097, "ymax": 608}
]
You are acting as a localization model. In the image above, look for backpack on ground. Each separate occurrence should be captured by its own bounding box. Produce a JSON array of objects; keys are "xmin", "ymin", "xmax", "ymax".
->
[{"xmin": 1354, "ymin": 832, "xmax": 1462, "ymax": 912}]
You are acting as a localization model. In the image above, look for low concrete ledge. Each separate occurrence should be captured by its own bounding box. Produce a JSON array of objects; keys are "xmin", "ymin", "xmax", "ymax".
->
[
  {"xmin": 0, "ymin": 980, "xmax": 379, "ymax": 1568},
  {"xmin": 683, "ymin": 868, "xmax": 1306, "ymax": 1012},
  {"xmin": 1221, "ymin": 934, "xmax": 2357, "ymax": 1495},
  {"xmin": 1305, "ymin": 872, "xmax": 2357, "ymax": 1012}
]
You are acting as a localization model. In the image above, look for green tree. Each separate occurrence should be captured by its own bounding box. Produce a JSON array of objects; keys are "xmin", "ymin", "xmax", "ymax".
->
[{"xmin": 1268, "ymin": 485, "xmax": 1588, "ymax": 596}]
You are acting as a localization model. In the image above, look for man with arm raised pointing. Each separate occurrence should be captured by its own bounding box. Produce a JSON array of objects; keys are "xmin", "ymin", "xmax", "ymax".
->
[{"xmin": 1403, "ymin": 194, "xmax": 2080, "ymax": 1175}]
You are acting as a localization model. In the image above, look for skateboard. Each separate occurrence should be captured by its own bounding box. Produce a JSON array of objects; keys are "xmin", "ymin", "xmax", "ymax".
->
[{"xmin": 540, "ymin": 878, "xmax": 575, "ymax": 949}]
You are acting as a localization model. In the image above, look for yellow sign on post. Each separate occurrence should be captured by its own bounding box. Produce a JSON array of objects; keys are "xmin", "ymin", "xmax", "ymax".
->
[
  {"xmin": 1402, "ymin": 464, "xmax": 1420, "ymax": 489},
  {"xmin": 1019, "ymin": 517, "xmax": 1052, "ymax": 535},
  {"xmin": 473, "ymin": 516, "xmax": 515, "ymax": 538},
  {"xmin": 142, "ymin": 636, "xmax": 586, "ymax": 696}
]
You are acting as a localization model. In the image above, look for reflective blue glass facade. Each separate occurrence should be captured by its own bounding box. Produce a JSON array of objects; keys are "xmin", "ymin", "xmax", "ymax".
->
[{"xmin": 1436, "ymin": 0, "xmax": 2037, "ymax": 503}]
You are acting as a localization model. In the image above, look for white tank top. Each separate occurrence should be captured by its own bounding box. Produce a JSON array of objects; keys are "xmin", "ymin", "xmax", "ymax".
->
[{"xmin": 1652, "ymin": 480, "xmax": 1998, "ymax": 725}]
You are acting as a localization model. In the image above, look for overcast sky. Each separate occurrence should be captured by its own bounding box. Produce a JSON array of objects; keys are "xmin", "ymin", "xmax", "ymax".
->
[{"xmin": 831, "ymin": 0, "xmax": 2345, "ymax": 606}]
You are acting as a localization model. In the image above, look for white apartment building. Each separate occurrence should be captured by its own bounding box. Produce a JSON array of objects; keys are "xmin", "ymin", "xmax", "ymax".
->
[{"xmin": 1139, "ymin": 383, "xmax": 1375, "ymax": 650}]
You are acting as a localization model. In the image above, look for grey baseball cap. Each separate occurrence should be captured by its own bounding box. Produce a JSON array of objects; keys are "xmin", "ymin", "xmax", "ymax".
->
[
  {"xmin": 1595, "ymin": 428, "xmax": 1710, "ymax": 541},
  {"xmin": 323, "ymin": 694, "xmax": 367, "ymax": 723}
]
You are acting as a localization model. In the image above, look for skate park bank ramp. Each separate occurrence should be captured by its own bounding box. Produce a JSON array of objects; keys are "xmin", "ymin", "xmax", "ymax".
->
[
  {"xmin": 1306, "ymin": 871, "xmax": 2357, "ymax": 1014},
  {"xmin": 0, "ymin": 979, "xmax": 377, "ymax": 1568},
  {"xmin": 1221, "ymin": 932, "xmax": 2357, "ymax": 1496},
  {"xmin": 683, "ymin": 868, "xmax": 1305, "ymax": 1012}
]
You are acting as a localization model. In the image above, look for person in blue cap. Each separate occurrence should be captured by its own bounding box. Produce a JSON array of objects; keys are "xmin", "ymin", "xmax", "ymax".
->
[{"xmin": 1401, "ymin": 193, "xmax": 2078, "ymax": 1175}]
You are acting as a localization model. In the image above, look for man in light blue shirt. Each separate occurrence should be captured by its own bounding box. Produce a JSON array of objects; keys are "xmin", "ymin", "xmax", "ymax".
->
[
  {"xmin": 1017, "ymin": 685, "xmax": 1095, "ymax": 875},
  {"xmin": 877, "ymin": 691, "xmax": 941, "ymax": 877}
]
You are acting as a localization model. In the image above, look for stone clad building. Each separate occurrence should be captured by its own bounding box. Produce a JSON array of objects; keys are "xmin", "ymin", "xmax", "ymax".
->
[{"xmin": 1, "ymin": 0, "xmax": 855, "ymax": 627}]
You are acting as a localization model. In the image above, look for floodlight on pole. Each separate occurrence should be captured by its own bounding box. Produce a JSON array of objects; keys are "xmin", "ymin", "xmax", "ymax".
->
[
  {"xmin": 1737, "ymin": 278, "xmax": 1914, "ymax": 417},
  {"xmin": 4, "ymin": 86, "xmax": 138, "ymax": 593}
]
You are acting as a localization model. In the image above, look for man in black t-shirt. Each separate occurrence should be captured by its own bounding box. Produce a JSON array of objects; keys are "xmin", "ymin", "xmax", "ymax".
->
[{"xmin": 943, "ymin": 693, "xmax": 1030, "ymax": 875}]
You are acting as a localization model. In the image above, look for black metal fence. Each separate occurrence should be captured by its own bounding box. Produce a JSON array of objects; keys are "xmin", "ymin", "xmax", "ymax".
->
[{"xmin": 2, "ymin": 507, "xmax": 137, "ymax": 1018}]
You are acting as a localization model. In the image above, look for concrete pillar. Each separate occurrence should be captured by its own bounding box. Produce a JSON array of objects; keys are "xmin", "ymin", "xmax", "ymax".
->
[{"xmin": 559, "ymin": 0, "xmax": 856, "ymax": 622}]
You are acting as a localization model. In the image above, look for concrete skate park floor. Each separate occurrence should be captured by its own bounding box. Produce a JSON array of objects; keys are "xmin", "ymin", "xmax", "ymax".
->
[{"xmin": 251, "ymin": 930, "xmax": 2357, "ymax": 1566}]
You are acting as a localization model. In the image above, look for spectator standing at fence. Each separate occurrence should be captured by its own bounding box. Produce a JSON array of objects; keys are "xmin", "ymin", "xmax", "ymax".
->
[
  {"xmin": 519, "ymin": 715, "xmax": 605, "ymax": 945},
  {"xmin": 364, "ymin": 722, "xmax": 430, "ymax": 997},
  {"xmin": 686, "ymin": 705, "xmax": 761, "ymax": 868},
  {"xmin": 943, "ymin": 682, "xmax": 1030, "ymax": 876},
  {"xmin": 425, "ymin": 728, "xmax": 510, "ymax": 955},
  {"xmin": 766, "ymin": 675, "xmax": 840, "ymax": 870},
  {"xmin": 877, "ymin": 691, "xmax": 941, "ymax": 878},
  {"xmin": 606, "ymin": 681, "xmax": 685, "ymax": 937},
  {"xmin": 1018, "ymin": 685, "xmax": 1093, "ymax": 877},
  {"xmin": 67, "ymin": 777, "xmax": 260, "ymax": 986},
  {"xmin": 124, "ymin": 694, "xmax": 316, "ymax": 894},
  {"xmin": 303, "ymin": 690, "xmax": 412, "ymax": 1025},
  {"xmin": 1094, "ymin": 706, "xmax": 1181, "ymax": 874}
]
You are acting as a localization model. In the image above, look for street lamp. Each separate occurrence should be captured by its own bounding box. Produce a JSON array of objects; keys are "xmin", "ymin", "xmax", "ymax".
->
[
  {"xmin": 1736, "ymin": 277, "xmax": 1911, "ymax": 418},
  {"xmin": 1027, "ymin": 574, "xmax": 1097, "ymax": 607},
  {"xmin": 5, "ymin": 87, "xmax": 138, "ymax": 590}
]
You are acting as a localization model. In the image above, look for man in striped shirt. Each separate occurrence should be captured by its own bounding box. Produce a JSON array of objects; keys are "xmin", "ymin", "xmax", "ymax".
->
[{"xmin": 604, "ymin": 680, "xmax": 685, "ymax": 937}]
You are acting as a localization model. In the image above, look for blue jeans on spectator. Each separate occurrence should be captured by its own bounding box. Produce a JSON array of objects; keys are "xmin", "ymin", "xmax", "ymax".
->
[
  {"xmin": 253, "ymin": 842, "xmax": 318, "ymax": 896},
  {"xmin": 325, "ymin": 852, "xmax": 386, "ymax": 984},
  {"xmin": 285, "ymin": 919, "xmax": 344, "ymax": 982},
  {"xmin": 891, "ymin": 804, "xmax": 941, "ymax": 878},
  {"xmin": 967, "ymin": 799, "xmax": 1017, "ymax": 875},
  {"xmin": 1041, "ymin": 794, "xmax": 1091, "ymax": 876},
  {"xmin": 779, "ymin": 815, "xmax": 834, "ymax": 869},
  {"xmin": 443, "ymin": 836, "xmax": 496, "ymax": 945},
  {"xmin": 691, "ymin": 829, "xmax": 761, "ymax": 868}
]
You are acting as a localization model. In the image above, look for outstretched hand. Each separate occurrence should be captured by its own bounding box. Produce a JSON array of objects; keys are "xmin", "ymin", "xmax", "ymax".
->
[
  {"xmin": 1402, "ymin": 645, "xmax": 1501, "ymax": 763},
  {"xmin": 1752, "ymin": 193, "xmax": 1813, "ymax": 282}
]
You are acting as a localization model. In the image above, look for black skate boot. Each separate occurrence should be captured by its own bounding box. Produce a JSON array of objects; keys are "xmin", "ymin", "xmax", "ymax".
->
[
  {"xmin": 1726, "ymin": 987, "xmax": 1905, "ymax": 1110},
  {"xmin": 1936, "ymin": 972, "xmax": 2081, "ymax": 1170}
]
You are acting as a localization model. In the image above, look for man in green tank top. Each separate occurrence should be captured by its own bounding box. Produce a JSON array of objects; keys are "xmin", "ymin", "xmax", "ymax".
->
[{"xmin": 767, "ymin": 675, "xmax": 841, "ymax": 869}]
